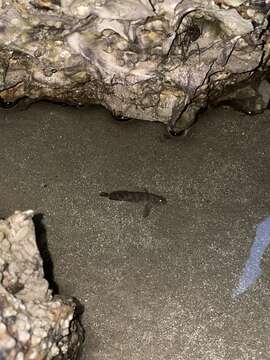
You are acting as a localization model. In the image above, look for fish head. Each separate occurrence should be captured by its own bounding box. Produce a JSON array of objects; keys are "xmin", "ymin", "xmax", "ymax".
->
[{"xmin": 159, "ymin": 197, "xmax": 167, "ymax": 205}]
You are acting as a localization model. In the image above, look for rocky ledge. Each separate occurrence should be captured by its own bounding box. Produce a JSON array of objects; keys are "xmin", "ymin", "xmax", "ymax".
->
[
  {"xmin": 0, "ymin": 210, "xmax": 84, "ymax": 360},
  {"xmin": 0, "ymin": 1, "xmax": 270, "ymax": 133}
]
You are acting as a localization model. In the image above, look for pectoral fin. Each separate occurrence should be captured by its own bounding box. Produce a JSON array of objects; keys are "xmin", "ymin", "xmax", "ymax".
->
[{"xmin": 143, "ymin": 203, "xmax": 152, "ymax": 218}]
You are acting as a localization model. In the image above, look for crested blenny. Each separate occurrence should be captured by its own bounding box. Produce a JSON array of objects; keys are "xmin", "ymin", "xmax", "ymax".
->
[
  {"xmin": 232, "ymin": 216, "xmax": 270, "ymax": 297},
  {"xmin": 99, "ymin": 190, "xmax": 167, "ymax": 217}
]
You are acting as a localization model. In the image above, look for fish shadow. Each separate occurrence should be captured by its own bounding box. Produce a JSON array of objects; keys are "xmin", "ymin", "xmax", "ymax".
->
[{"xmin": 33, "ymin": 213, "xmax": 59, "ymax": 295}]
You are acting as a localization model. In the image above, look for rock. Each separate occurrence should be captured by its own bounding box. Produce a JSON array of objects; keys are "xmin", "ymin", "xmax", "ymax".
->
[
  {"xmin": 0, "ymin": 0, "xmax": 269, "ymax": 133},
  {"xmin": 0, "ymin": 210, "xmax": 84, "ymax": 359}
]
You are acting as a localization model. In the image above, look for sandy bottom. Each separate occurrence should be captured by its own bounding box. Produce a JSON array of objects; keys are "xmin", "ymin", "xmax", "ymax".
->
[{"xmin": 1, "ymin": 102, "xmax": 270, "ymax": 359}]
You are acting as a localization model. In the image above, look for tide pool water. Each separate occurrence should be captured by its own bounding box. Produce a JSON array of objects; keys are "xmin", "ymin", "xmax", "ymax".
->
[{"xmin": 233, "ymin": 216, "xmax": 270, "ymax": 297}]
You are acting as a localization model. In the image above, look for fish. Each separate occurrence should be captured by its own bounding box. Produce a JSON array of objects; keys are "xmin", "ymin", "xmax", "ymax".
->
[{"xmin": 100, "ymin": 190, "xmax": 167, "ymax": 217}]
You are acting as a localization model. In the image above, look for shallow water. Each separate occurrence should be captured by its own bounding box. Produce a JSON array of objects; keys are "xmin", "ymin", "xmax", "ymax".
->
[{"xmin": 1, "ymin": 103, "xmax": 270, "ymax": 359}]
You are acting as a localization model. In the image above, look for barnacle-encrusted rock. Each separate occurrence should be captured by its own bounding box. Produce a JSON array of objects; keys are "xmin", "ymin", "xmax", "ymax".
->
[
  {"xmin": 0, "ymin": 210, "xmax": 83, "ymax": 359},
  {"xmin": 0, "ymin": 1, "xmax": 270, "ymax": 133}
]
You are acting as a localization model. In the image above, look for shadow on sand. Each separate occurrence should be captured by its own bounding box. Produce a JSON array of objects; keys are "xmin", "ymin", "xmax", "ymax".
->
[
  {"xmin": 33, "ymin": 213, "xmax": 88, "ymax": 358},
  {"xmin": 33, "ymin": 213, "xmax": 59, "ymax": 295}
]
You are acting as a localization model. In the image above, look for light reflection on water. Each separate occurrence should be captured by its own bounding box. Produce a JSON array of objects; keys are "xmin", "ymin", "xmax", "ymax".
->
[{"xmin": 233, "ymin": 216, "xmax": 270, "ymax": 297}]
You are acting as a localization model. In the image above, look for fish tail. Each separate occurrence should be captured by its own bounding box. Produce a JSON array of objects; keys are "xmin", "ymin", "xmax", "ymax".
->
[
  {"xmin": 99, "ymin": 192, "xmax": 110, "ymax": 197},
  {"xmin": 143, "ymin": 203, "xmax": 152, "ymax": 218}
]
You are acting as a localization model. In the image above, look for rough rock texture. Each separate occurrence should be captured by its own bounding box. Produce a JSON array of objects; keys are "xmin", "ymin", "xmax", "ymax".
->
[
  {"xmin": 0, "ymin": 1, "xmax": 270, "ymax": 133},
  {"xmin": 0, "ymin": 210, "xmax": 83, "ymax": 359}
]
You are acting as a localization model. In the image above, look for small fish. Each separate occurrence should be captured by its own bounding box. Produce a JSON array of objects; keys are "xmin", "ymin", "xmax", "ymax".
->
[{"xmin": 100, "ymin": 190, "xmax": 167, "ymax": 217}]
